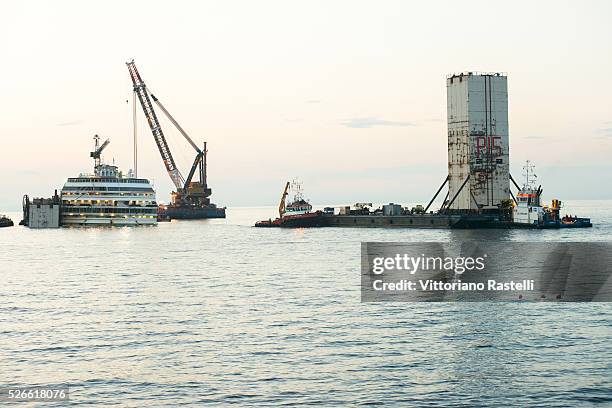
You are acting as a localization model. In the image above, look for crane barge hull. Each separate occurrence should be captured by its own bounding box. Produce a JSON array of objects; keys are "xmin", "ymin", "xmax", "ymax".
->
[{"xmin": 160, "ymin": 206, "xmax": 226, "ymax": 219}]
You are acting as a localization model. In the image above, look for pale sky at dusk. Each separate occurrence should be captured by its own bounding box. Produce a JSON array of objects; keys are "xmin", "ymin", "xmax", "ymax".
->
[{"xmin": 1, "ymin": 0, "xmax": 611, "ymax": 210}]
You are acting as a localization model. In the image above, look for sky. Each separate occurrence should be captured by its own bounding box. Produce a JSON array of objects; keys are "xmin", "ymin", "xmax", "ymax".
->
[{"xmin": 1, "ymin": 0, "xmax": 611, "ymax": 211}]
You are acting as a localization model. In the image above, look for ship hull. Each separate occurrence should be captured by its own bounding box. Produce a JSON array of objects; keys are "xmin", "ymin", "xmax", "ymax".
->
[
  {"xmin": 328, "ymin": 214, "xmax": 459, "ymax": 228},
  {"xmin": 62, "ymin": 217, "xmax": 157, "ymax": 226},
  {"xmin": 255, "ymin": 218, "xmax": 282, "ymax": 227},
  {"xmin": 254, "ymin": 212, "xmax": 330, "ymax": 228},
  {"xmin": 255, "ymin": 212, "xmax": 594, "ymax": 230},
  {"xmin": 280, "ymin": 212, "xmax": 330, "ymax": 228}
]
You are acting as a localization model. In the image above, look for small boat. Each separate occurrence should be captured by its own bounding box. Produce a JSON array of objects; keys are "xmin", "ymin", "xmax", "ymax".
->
[
  {"xmin": 254, "ymin": 179, "xmax": 330, "ymax": 228},
  {"xmin": 0, "ymin": 215, "xmax": 14, "ymax": 228}
]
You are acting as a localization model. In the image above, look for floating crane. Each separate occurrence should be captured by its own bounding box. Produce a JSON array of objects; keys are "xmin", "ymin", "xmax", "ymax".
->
[{"xmin": 126, "ymin": 60, "xmax": 224, "ymax": 218}]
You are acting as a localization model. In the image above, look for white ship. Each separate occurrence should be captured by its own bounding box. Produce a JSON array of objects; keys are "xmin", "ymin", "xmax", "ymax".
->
[{"xmin": 60, "ymin": 136, "xmax": 158, "ymax": 226}]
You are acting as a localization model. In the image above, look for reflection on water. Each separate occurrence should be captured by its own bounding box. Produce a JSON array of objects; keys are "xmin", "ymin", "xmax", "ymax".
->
[{"xmin": 0, "ymin": 203, "xmax": 610, "ymax": 406}]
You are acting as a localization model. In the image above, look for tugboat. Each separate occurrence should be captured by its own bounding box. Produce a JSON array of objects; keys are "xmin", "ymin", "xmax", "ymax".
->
[
  {"xmin": 255, "ymin": 180, "xmax": 330, "ymax": 228},
  {"xmin": 0, "ymin": 214, "xmax": 14, "ymax": 228},
  {"xmin": 512, "ymin": 161, "xmax": 591, "ymax": 228}
]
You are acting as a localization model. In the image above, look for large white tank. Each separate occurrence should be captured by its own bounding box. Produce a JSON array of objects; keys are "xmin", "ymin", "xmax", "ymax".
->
[
  {"xmin": 28, "ymin": 198, "xmax": 60, "ymax": 228},
  {"xmin": 446, "ymin": 72, "xmax": 510, "ymax": 211}
]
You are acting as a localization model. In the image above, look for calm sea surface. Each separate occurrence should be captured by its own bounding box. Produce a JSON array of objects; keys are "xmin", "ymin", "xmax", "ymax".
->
[{"xmin": 1, "ymin": 200, "xmax": 611, "ymax": 406}]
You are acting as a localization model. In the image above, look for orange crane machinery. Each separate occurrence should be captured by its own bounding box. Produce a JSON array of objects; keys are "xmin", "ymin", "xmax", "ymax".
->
[{"xmin": 278, "ymin": 181, "xmax": 290, "ymax": 218}]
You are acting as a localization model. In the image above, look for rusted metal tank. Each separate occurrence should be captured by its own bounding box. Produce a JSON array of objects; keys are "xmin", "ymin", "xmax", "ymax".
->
[{"xmin": 446, "ymin": 72, "xmax": 510, "ymax": 212}]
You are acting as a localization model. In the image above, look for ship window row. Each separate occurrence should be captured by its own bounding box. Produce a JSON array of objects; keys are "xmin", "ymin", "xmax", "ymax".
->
[
  {"xmin": 62, "ymin": 187, "xmax": 155, "ymax": 192},
  {"xmin": 67, "ymin": 178, "xmax": 149, "ymax": 184},
  {"xmin": 64, "ymin": 214, "xmax": 156, "ymax": 219},
  {"xmin": 62, "ymin": 192, "xmax": 154, "ymax": 198},
  {"xmin": 61, "ymin": 207, "xmax": 157, "ymax": 214},
  {"xmin": 63, "ymin": 200, "xmax": 156, "ymax": 206}
]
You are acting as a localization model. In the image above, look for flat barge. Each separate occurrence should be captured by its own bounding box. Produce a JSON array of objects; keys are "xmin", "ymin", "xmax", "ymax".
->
[
  {"xmin": 255, "ymin": 212, "xmax": 592, "ymax": 230},
  {"xmin": 328, "ymin": 213, "xmax": 458, "ymax": 228},
  {"xmin": 327, "ymin": 214, "xmax": 591, "ymax": 229},
  {"xmin": 256, "ymin": 160, "xmax": 592, "ymax": 230},
  {"xmin": 253, "ymin": 75, "xmax": 594, "ymax": 231}
]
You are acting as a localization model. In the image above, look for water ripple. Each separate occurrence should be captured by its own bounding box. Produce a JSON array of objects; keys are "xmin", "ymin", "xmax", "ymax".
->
[{"xmin": 0, "ymin": 205, "xmax": 611, "ymax": 406}]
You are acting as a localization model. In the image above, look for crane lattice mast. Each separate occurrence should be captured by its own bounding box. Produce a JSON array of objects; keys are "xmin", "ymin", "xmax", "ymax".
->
[{"xmin": 126, "ymin": 60, "xmax": 185, "ymax": 190}]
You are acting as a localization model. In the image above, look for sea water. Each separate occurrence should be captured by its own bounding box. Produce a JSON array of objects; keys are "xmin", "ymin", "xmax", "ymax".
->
[{"xmin": 0, "ymin": 200, "xmax": 610, "ymax": 406}]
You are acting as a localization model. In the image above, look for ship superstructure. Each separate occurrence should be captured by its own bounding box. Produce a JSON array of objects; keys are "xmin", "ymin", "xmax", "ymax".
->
[
  {"xmin": 513, "ymin": 160, "xmax": 544, "ymax": 225},
  {"xmin": 283, "ymin": 179, "xmax": 312, "ymax": 216},
  {"xmin": 60, "ymin": 135, "xmax": 158, "ymax": 226}
]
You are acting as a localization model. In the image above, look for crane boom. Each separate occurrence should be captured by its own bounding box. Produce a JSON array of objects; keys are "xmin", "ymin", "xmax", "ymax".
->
[
  {"xmin": 279, "ymin": 181, "xmax": 290, "ymax": 218},
  {"xmin": 90, "ymin": 138, "xmax": 110, "ymax": 159},
  {"xmin": 126, "ymin": 60, "xmax": 184, "ymax": 190},
  {"xmin": 151, "ymin": 94, "xmax": 201, "ymax": 154},
  {"xmin": 90, "ymin": 134, "xmax": 110, "ymax": 167},
  {"xmin": 184, "ymin": 152, "xmax": 204, "ymax": 190}
]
